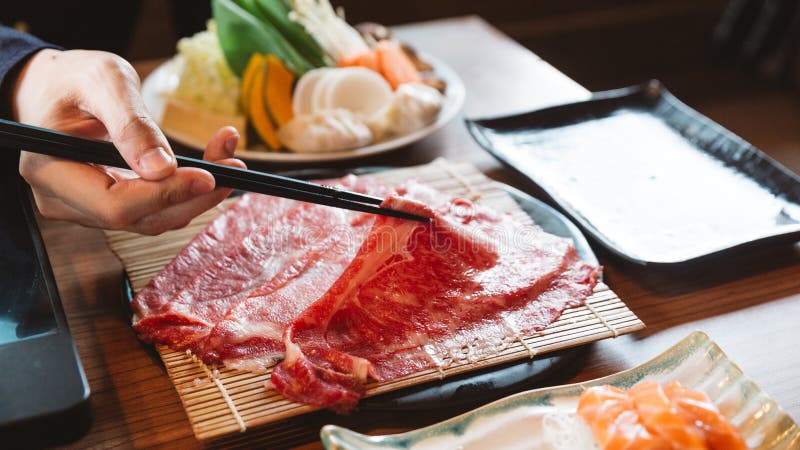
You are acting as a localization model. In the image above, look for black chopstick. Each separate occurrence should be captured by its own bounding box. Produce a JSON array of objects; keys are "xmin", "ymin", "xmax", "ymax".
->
[{"xmin": 0, "ymin": 119, "xmax": 430, "ymax": 223}]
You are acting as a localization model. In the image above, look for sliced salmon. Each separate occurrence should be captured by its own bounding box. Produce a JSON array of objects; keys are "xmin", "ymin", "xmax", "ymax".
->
[{"xmin": 577, "ymin": 382, "xmax": 748, "ymax": 450}]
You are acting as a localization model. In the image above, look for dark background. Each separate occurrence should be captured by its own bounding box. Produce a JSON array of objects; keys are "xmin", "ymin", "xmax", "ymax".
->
[{"xmin": 3, "ymin": 0, "xmax": 798, "ymax": 171}]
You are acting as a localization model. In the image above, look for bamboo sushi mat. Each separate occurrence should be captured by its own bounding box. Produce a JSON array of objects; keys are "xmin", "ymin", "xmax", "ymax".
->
[{"xmin": 104, "ymin": 159, "xmax": 644, "ymax": 441}]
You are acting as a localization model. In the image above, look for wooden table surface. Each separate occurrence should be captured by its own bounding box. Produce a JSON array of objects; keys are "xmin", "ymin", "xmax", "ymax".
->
[{"xmin": 39, "ymin": 15, "xmax": 799, "ymax": 449}]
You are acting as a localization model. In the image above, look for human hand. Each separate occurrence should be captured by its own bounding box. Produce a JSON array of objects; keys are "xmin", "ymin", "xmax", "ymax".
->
[{"xmin": 12, "ymin": 48, "xmax": 246, "ymax": 234}]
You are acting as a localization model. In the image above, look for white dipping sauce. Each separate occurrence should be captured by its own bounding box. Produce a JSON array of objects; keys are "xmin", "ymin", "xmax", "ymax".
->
[{"xmin": 491, "ymin": 111, "xmax": 800, "ymax": 262}]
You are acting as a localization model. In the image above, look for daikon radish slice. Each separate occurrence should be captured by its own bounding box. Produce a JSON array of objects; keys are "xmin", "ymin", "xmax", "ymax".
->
[
  {"xmin": 310, "ymin": 69, "xmax": 342, "ymax": 112},
  {"xmin": 324, "ymin": 67, "xmax": 393, "ymax": 119},
  {"xmin": 293, "ymin": 68, "xmax": 333, "ymax": 115}
]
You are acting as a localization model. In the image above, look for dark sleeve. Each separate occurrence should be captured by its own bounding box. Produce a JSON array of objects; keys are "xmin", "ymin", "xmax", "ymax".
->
[{"xmin": 0, "ymin": 26, "xmax": 61, "ymax": 119}]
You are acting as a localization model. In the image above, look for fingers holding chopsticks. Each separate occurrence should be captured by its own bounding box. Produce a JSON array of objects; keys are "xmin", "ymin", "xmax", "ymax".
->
[
  {"xmin": 13, "ymin": 49, "xmax": 178, "ymax": 181},
  {"xmin": 20, "ymin": 127, "xmax": 245, "ymax": 235},
  {"xmin": 121, "ymin": 127, "xmax": 246, "ymax": 234},
  {"xmin": 82, "ymin": 53, "xmax": 178, "ymax": 181},
  {"xmin": 123, "ymin": 128, "xmax": 245, "ymax": 234},
  {"xmin": 11, "ymin": 48, "xmax": 246, "ymax": 234}
]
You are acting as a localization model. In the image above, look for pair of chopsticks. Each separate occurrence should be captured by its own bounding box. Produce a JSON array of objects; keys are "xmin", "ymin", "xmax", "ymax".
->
[{"xmin": 0, "ymin": 119, "xmax": 429, "ymax": 222}]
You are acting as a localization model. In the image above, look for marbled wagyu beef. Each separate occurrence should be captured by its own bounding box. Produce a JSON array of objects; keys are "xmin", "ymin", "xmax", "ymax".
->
[
  {"xmin": 271, "ymin": 182, "xmax": 600, "ymax": 412},
  {"xmin": 132, "ymin": 177, "xmax": 599, "ymax": 413},
  {"xmin": 132, "ymin": 176, "xmax": 386, "ymax": 370}
]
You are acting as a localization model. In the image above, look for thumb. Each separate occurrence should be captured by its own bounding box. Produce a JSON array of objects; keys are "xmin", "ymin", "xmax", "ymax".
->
[
  {"xmin": 111, "ymin": 113, "xmax": 176, "ymax": 181},
  {"xmin": 86, "ymin": 55, "xmax": 176, "ymax": 180}
]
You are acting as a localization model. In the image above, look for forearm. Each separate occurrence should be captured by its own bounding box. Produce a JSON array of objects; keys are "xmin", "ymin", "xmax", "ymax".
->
[{"xmin": 0, "ymin": 25, "xmax": 60, "ymax": 119}]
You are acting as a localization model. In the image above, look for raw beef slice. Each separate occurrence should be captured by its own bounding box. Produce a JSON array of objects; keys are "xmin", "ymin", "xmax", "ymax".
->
[
  {"xmin": 132, "ymin": 175, "xmax": 384, "ymax": 358},
  {"xmin": 271, "ymin": 181, "xmax": 600, "ymax": 413}
]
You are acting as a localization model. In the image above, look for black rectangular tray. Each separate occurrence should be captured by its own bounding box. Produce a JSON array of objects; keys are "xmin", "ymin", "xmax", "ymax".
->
[
  {"xmin": 0, "ymin": 152, "xmax": 90, "ymax": 445},
  {"xmin": 466, "ymin": 80, "xmax": 800, "ymax": 266}
]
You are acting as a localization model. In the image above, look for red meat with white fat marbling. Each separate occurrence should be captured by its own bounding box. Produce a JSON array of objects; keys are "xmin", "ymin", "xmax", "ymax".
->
[
  {"xmin": 131, "ymin": 193, "xmax": 290, "ymax": 348},
  {"xmin": 132, "ymin": 176, "xmax": 383, "ymax": 357},
  {"xmin": 199, "ymin": 194, "xmax": 380, "ymax": 371},
  {"xmin": 270, "ymin": 182, "xmax": 600, "ymax": 413}
]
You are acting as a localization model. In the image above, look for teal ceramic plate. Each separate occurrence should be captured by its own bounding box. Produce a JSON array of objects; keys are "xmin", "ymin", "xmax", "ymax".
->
[{"xmin": 321, "ymin": 331, "xmax": 799, "ymax": 450}]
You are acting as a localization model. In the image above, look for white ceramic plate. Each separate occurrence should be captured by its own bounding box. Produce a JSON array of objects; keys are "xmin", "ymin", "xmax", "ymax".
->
[
  {"xmin": 321, "ymin": 331, "xmax": 800, "ymax": 450},
  {"xmin": 142, "ymin": 54, "xmax": 465, "ymax": 163}
]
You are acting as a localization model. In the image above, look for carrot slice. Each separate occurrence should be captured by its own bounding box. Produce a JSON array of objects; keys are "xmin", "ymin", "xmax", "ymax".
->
[
  {"xmin": 375, "ymin": 40, "xmax": 421, "ymax": 90},
  {"xmin": 339, "ymin": 48, "xmax": 381, "ymax": 73}
]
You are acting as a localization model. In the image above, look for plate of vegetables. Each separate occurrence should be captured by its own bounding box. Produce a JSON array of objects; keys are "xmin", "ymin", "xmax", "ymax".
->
[{"xmin": 142, "ymin": 0, "xmax": 465, "ymax": 162}]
